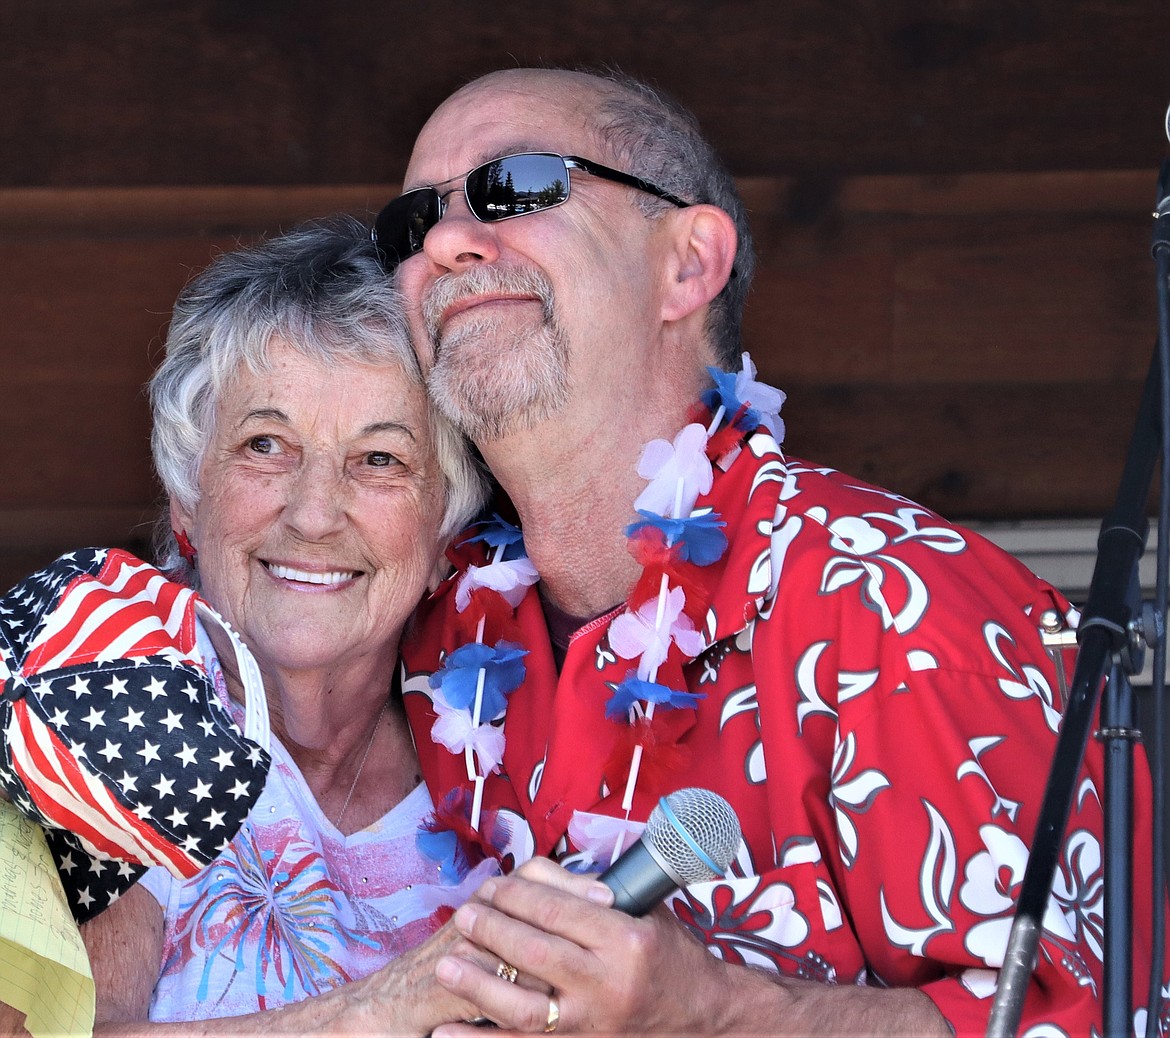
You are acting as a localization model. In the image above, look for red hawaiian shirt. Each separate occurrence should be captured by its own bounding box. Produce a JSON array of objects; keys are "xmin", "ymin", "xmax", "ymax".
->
[{"xmin": 401, "ymin": 431, "xmax": 1165, "ymax": 1036}]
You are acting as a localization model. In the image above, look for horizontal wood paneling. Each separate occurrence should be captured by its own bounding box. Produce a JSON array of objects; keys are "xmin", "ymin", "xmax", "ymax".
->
[
  {"xmin": 3, "ymin": 1, "xmax": 1170, "ymax": 188},
  {"xmin": 0, "ymin": 509, "xmax": 156, "ymax": 598},
  {"xmin": 0, "ymin": 169, "xmax": 1162, "ymax": 589},
  {"xmin": 783, "ymin": 380, "xmax": 1145, "ymax": 519},
  {"xmin": 745, "ymin": 168, "xmax": 1157, "ymax": 387},
  {"xmin": 0, "ymin": 187, "xmax": 391, "ymax": 236}
]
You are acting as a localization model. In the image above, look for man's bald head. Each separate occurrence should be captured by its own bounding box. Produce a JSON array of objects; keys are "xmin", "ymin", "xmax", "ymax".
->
[{"xmin": 411, "ymin": 67, "xmax": 754, "ymax": 366}]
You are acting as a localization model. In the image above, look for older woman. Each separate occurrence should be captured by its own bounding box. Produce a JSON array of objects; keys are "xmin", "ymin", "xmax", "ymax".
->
[{"xmin": 0, "ymin": 218, "xmax": 504, "ymax": 1035}]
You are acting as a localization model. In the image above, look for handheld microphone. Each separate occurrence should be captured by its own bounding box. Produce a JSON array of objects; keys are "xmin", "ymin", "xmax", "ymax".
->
[{"xmin": 599, "ymin": 787, "xmax": 742, "ymax": 916}]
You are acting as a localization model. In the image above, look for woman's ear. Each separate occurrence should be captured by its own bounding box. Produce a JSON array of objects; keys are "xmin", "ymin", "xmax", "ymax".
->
[
  {"xmin": 660, "ymin": 204, "xmax": 738, "ymax": 324},
  {"xmin": 169, "ymin": 499, "xmax": 200, "ymax": 567},
  {"xmin": 169, "ymin": 498, "xmax": 194, "ymax": 539}
]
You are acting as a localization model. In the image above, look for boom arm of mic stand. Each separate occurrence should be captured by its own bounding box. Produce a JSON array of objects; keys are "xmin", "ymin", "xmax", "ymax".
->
[
  {"xmin": 985, "ymin": 351, "xmax": 1159, "ymax": 1037},
  {"xmin": 988, "ymin": 155, "xmax": 1170, "ymax": 1037}
]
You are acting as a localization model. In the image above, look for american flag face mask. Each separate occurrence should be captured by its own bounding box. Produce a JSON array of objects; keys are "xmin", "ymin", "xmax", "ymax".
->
[{"xmin": 0, "ymin": 548, "xmax": 272, "ymax": 922}]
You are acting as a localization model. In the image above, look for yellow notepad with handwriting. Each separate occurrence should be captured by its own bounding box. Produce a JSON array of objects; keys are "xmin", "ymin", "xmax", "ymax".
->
[{"xmin": 0, "ymin": 800, "xmax": 94, "ymax": 1037}]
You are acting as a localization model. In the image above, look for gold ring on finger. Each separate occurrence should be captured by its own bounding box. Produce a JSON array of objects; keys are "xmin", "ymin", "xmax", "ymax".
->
[
  {"xmin": 544, "ymin": 995, "xmax": 560, "ymax": 1033},
  {"xmin": 496, "ymin": 960, "xmax": 519, "ymax": 984}
]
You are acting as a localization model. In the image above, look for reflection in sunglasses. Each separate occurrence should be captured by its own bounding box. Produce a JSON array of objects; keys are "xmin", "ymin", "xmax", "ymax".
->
[{"xmin": 372, "ymin": 152, "xmax": 689, "ymax": 272}]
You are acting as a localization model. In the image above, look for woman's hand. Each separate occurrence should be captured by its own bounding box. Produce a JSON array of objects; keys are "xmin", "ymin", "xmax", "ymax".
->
[
  {"xmin": 428, "ymin": 858, "xmax": 737, "ymax": 1035},
  {"xmin": 426, "ymin": 858, "xmax": 950, "ymax": 1037}
]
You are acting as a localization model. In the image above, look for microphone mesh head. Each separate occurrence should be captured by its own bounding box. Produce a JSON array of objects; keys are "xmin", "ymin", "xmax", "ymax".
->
[{"xmin": 645, "ymin": 787, "xmax": 742, "ymax": 884}]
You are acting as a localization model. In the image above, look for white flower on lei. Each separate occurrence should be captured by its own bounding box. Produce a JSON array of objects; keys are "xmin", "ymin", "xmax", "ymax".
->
[
  {"xmin": 455, "ymin": 557, "xmax": 540, "ymax": 611},
  {"xmin": 430, "ymin": 699, "xmax": 506, "ymax": 774},
  {"xmin": 632, "ymin": 423, "xmax": 713, "ymax": 518},
  {"xmin": 735, "ymin": 352, "xmax": 786, "ymax": 441},
  {"xmin": 567, "ymin": 811, "xmax": 646, "ymax": 870},
  {"xmin": 609, "ymin": 586, "xmax": 707, "ymax": 680}
]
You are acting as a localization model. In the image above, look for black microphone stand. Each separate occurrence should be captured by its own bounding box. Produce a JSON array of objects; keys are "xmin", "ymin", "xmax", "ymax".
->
[{"xmin": 985, "ymin": 157, "xmax": 1170, "ymax": 1037}]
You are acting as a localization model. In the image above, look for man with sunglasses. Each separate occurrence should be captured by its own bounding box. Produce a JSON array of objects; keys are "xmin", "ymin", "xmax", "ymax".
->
[{"xmin": 388, "ymin": 68, "xmax": 1159, "ymax": 1036}]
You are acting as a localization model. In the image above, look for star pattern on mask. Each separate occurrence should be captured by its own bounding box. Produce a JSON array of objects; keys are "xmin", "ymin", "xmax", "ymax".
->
[{"xmin": 1, "ymin": 547, "xmax": 272, "ymax": 922}]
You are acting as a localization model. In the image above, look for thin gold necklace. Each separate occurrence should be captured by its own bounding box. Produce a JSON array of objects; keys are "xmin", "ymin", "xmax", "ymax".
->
[{"xmin": 334, "ymin": 706, "xmax": 384, "ymax": 830}]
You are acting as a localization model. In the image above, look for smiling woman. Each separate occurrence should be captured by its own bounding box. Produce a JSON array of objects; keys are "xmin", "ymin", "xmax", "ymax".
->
[
  {"xmin": 0, "ymin": 218, "xmax": 506, "ymax": 1036},
  {"xmin": 173, "ymin": 344, "xmax": 449, "ymax": 685}
]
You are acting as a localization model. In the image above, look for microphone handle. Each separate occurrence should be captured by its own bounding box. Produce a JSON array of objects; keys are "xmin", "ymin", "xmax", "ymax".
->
[{"xmin": 599, "ymin": 839, "xmax": 682, "ymax": 916}]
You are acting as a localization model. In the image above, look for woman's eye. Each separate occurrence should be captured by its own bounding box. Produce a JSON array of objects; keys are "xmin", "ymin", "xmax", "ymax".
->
[
  {"xmin": 365, "ymin": 451, "xmax": 397, "ymax": 467},
  {"xmin": 248, "ymin": 435, "xmax": 278, "ymax": 454}
]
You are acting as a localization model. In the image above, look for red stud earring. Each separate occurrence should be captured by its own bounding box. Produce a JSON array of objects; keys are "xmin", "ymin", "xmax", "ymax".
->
[{"xmin": 175, "ymin": 529, "xmax": 197, "ymax": 568}]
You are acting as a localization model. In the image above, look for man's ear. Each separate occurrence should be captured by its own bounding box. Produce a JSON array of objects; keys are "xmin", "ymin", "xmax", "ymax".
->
[{"xmin": 660, "ymin": 204, "xmax": 738, "ymax": 323}]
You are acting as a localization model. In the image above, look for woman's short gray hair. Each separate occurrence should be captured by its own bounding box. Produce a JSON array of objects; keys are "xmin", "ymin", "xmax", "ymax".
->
[{"xmin": 150, "ymin": 216, "xmax": 487, "ymax": 578}]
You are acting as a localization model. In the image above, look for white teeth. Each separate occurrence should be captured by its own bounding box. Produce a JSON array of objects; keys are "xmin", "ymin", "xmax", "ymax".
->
[{"xmin": 266, "ymin": 563, "xmax": 355, "ymax": 586}]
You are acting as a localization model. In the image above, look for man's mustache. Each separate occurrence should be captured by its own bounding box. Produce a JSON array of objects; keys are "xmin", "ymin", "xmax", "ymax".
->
[{"xmin": 422, "ymin": 266, "xmax": 556, "ymax": 345}]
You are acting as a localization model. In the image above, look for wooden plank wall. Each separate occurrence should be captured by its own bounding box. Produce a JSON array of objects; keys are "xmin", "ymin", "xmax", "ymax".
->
[
  {"xmin": 0, "ymin": 186, "xmax": 393, "ymax": 587},
  {"xmin": 2, "ymin": 1, "xmax": 1168, "ymax": 590}
]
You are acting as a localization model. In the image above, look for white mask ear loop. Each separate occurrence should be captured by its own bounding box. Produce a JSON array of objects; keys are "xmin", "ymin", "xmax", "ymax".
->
[{"xmin": 194, "ymin": 599, "xmax": 271, "ymax": 753}]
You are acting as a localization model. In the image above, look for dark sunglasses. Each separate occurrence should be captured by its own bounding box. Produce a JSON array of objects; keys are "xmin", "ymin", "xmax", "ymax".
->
[{"xmin": 371, "ymin": 151, "xmax": 691, "ymax": 272}]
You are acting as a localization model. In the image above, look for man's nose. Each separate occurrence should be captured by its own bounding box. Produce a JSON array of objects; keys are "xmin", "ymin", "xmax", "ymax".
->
[{"xmin": 422, "ymin": 190, "xmax": 502, "ymax": 271}]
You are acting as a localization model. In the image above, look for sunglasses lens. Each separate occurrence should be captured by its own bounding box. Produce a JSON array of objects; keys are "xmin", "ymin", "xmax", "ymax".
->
[
  {"xmin": 373, "ymin": 188, "xmax": 441, "ymax": 269},
  {"xmin": 465, "ymin": 154, "xmax": 570, "ymax": 221},
  {"xmin": 373, "ymin": 155, "xmax": 572, "ymax": 268}
]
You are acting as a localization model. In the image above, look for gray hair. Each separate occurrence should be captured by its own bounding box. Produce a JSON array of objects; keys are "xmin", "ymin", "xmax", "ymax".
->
[
  {"xmin": 149, "ymin": 216, "xmax": 487, "ymax": 580},
  {"xmin": 585, "ymin": 68, "xmax": 755, "ymax": 367}
]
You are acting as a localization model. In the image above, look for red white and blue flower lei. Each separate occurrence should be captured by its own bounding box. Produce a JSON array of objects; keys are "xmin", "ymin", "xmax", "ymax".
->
[{"xmin": 417, "ymin": 354, "xmax": 785, "ymax": 875}]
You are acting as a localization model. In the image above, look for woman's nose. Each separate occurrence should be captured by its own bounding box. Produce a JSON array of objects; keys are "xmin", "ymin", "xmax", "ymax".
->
[{"xmin": 282, "ymin": 458, "xmax": 348, "ymax": 540}]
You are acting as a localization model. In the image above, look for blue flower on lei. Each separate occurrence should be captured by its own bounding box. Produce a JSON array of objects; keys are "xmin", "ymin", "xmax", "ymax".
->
[
  {"xmin": 625, "ymin": 510, "xmax": 728, "ymax": 566},
  {"xmin": 416, "ymin": 827, "xmax": 466, "ymax": 884},
  {"xmin": 429, "ymin": 640, "xmax": 528, "ymax": 720},
  {"xmin": 459, "ymin": 513, "xmax": 527, "ymax": 562},
  {"xmin": 701, "ymin": 354, "xmax": 786, "ymax": 441},
  {"xmin": 605, "ymin": 674, "xmax": 706, "ymax": 720}
]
